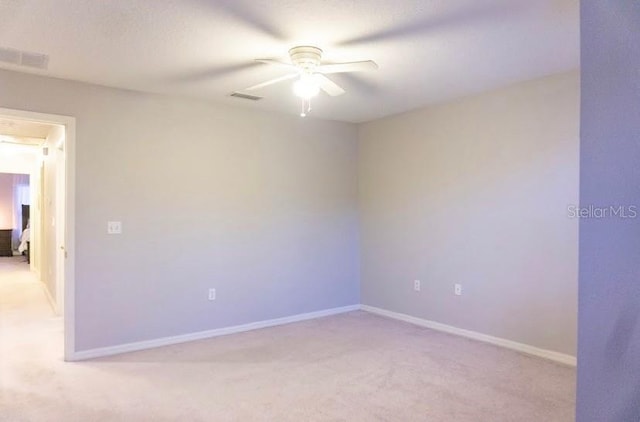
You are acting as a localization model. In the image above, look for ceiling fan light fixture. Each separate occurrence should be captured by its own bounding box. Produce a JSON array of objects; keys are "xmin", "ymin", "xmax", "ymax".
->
[
  {"xmin": 293, "ymin": 74, "xmax": 320, "ymax": 99},
  {"xmin": 243, "ymin": 45, "xmax": 377, "ymax": 117}
]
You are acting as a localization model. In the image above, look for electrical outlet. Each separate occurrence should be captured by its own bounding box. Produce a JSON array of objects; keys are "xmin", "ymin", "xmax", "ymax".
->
[
  {"xmin": 454, "ymin": 283, "xmax": 462, "ymax": 296},
  {"xmin": 208, "ymin": 288, "xmax": 216, "ymax": 301},
  {"xmin": 414, "ymin": 280, "xmax": 421, "ymax": 291},
  {"xmin": 107, "ymin": 221, "xmax": 122, "ymax": 234}
]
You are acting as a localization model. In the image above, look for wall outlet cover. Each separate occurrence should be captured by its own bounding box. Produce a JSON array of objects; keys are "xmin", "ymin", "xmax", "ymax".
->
[{"xmin": 107, "ymin": 221, "xmax": 122, "ymax": 234}]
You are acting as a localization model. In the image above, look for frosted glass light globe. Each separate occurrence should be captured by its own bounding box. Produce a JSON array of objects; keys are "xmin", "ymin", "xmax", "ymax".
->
[{"xmin": 293, "ymin": 75, "xmax": 320, "ymax": 99}]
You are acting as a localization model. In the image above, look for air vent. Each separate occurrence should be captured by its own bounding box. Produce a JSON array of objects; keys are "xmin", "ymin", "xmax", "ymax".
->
[
  {"xmin": 0, "ymin": 47, "xmax": 49, "ymax": 70},
  {"xmin": 20, "ymin": 52, "xmax": 49, "ymax": 69},
  {"xmin": 230, "ymin": 92, "xmax": 263, "ymax": 101}
]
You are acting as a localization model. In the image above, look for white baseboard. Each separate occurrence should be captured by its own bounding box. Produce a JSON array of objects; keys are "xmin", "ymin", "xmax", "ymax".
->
[
  {"xmin": 69, "ymin": 304, "xmax": 360, "ymax": 361},
  {"xmin": 360, "ymin": 305, "xmax": 577, "ymax": 367},
  {"xmin": 68, "ymin": 303, "xmax": 576, "ymax": 366}
]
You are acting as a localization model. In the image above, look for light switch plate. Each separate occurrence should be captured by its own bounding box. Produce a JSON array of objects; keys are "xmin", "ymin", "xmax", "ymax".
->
[{"xmin": 107, "ymin": 221, "xmax": 122, "ymax": 234}]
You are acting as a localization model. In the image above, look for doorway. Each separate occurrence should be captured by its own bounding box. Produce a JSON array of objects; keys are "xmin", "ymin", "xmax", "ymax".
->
[{"xmin": 0, "ymin": 108, "xmax": 75, "ymax": 361}]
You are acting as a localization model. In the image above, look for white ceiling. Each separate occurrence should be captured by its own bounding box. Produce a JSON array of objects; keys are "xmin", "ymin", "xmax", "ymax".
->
[
  {"xmin": 0, "ymin": 0, "xmax": 579, "ymax": 123},
  {"xmin": 0, "ymin": 117, "xmax": 51, "ymax": 140},
  {"xmin": 0, "ymin": 117, "xmax": 50, "ymax": 162}
]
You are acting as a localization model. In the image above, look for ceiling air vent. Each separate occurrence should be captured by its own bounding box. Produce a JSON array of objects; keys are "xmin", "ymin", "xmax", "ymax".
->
[
  {"xmin": 230, "ymin": 92, "xmax": 263, "ymax": 101},
  {"xmin": 0, "ymin": 47, "xmax": 49, "ymax": 70}
]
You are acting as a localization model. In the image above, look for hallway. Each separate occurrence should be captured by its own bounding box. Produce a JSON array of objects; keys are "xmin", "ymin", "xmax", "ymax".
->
[
  {"xmin": 0, "ymin": 256, "xmax": 64, "ymax": 416},
  {"xmin": 0, "ymin": 256, "xmax": 62, "ymax": 348}
]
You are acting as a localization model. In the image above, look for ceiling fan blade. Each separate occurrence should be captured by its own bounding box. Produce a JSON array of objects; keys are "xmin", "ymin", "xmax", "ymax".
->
[
  {"xmin": 244, "ymin": 73, "xmax": 299, "ymax": 91},
  {"xmin": 315, "ymin": 74, "xmax": 346, "ymax": 96},
  {"xmin": 317, "ymin": 60, "xmax": 378, "ymax": 74},
  {"xmin": 255, "ymin": 59, "xmax": 297, "ymax": 70}
]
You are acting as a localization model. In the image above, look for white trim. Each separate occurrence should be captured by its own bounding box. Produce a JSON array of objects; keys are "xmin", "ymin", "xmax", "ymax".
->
[
  {"xmin": 69, "ymin": 305, "xmax": 360, "ymax": 361},
  {"xmin": 361, "ymin": 305, "xmax": 577, "ymax": 367},
  {"xmin": 0, "ymin": 108, "xmax": 76, "ymax": 362},
  {"xmin": 40, "ymin": 281, "xmax": 57, "ymax": 313}
]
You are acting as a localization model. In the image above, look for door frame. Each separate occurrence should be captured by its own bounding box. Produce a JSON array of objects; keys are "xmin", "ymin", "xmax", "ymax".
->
[{"xmin": 0, "ymin": 107, "xmax": 76, "ymax": 361}]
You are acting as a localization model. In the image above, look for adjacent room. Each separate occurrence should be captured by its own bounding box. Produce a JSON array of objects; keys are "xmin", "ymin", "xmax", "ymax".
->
[
  {"xmin": 0, "ymin": 172, "xmax": 30, "ymax": 258},
  {"xmin": 0, "ymin": 1, "xmax": 638, "ymax": 421}
]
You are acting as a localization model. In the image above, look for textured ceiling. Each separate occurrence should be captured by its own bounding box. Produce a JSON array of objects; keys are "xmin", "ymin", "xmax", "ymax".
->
[{"xmin": 0, "ymin": 0, "xmax": 579, "ymax": 123}]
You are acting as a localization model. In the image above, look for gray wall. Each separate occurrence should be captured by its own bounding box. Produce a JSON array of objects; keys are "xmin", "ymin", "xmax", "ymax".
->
[
  {"xmin": 0, "ymin": 66, "xmax": 581, "ymax": 359},
  {"xmin": 0, "ymin": 69, "xmax": 360, "ymax": 351},
  {"xmin": 578, "ymin": 1, "xmax": 640, "ymax": 421},
  {"xmin": 358, "ymin": 72, "xmax": 579, "ymax": 355}
]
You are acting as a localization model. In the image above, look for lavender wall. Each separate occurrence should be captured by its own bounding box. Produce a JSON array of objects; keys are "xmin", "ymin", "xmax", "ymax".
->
[{"xmin": 578, "ymin": 1, "xmax": 640, "ymax": 421}]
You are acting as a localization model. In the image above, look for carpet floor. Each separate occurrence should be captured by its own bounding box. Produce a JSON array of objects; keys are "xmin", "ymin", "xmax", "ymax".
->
[{"xmin": 0, "ymin": 257, "xmax": 575, "ymax": 421}]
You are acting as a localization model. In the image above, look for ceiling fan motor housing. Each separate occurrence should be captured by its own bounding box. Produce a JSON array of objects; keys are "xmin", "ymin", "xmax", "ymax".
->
[{"xmin": 288, "ymin": 46, "xmax": 322, "ymax": 71}]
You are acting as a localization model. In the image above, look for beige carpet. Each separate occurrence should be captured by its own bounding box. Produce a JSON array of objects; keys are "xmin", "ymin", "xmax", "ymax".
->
[{"xmin": 0, "ymin": 257, "xmax": 575, "ymax": 421}]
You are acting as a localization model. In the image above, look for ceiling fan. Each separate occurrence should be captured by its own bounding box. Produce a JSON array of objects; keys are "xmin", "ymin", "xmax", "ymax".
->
[{"xmin": 240, "ymin": 46, "xmax": 378, "ymax": 117}]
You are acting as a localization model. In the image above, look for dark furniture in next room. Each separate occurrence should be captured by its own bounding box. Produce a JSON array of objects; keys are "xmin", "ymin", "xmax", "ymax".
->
[
  {"xmin": 22, "ymin": 204, "xmax": 30, "ymax": 231},
  {"xmin": 0, "ymin": 229, "xmax": 12, "ymax": 257}
]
